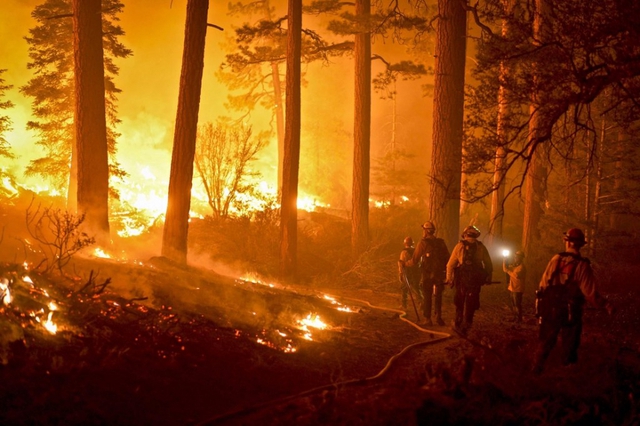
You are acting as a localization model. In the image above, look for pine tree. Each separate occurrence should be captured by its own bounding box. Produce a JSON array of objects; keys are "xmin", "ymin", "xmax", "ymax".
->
[
  {"xmin": 280, "ymin": 0, "xmax": 302, "ymax": 279},
  {"xmin": 0, "ymin": 69, "xmax": 14, "ymax": 161},
  {"xmin": 73, "ymin": 0, "xmax": 110, "ymax": 240},
  {"xmin": 21, "ymin": 0, "xmax": 131, "ymax": 200},
  {"xmin": 162, "ymin": 0, "xmax": 210, "ymax": 265},
  {"xmin": 429, "ymin": 0, "xmax": 467, "ymax": 250}
]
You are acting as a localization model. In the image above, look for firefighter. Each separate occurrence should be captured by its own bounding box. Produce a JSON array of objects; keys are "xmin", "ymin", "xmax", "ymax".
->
[
  {"xmin": 504, "ymin": 250, "xmax": 526, "ymax": 323},
  {"xmin": 397, "ymin": 236, "xmax": 421, "ymax": 310},
  {"xmin": 532, "ymin": 228, "xmax": 613, "ymax": 375},
  {"xmin": 402, "ymin": 222, "xmax": 449, "ymax": 326},
  {"xmin": 446, "ymin": 225, "xmax": 493, "ymax": 333}
]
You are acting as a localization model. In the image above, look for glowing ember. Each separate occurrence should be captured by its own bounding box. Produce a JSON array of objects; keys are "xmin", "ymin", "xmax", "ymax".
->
[
  {"xmin": 238, "ymin": 273, "xmax": 278, "ymax": 289},
  {"xmin": 0, "ymin": 279, "xmax": 12, "ymax": 305},
  {"xmin": 23, "ymin": 275, "xmax": 34, "ymax": 285},
  {"xmin": 48, "ymin": 302, "xmax": 58, "ymax": 311},
  {"xmin": 322, "ymin": 294, "xmax": 356, "ymax": 312}
]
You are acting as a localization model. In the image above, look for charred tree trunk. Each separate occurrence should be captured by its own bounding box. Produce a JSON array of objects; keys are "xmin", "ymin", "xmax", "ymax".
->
[
  {"xmin": 521, "ymin": 0, "xmax": 550, "ymax": 258},
  {"xmin": 162, "ymin": 0, "xmax": 209, "ymax": 265},
  {"xmin": 73, "ymin": 0, "xmax": 110, "ymax": 243},
  {"xmin": 280, "ymin": 0, "xmax": 302, "ymax": 279},
  {"xmin": 429, "ymin": 0, "xmax": 467, "ymax": 250},
  {"xmin": 488, "ymin": 0, "xmax": 515, "ymax": 249},
  {"xmin": 351, "ymin": 0, "xmax": 371, "ymax": 257}
]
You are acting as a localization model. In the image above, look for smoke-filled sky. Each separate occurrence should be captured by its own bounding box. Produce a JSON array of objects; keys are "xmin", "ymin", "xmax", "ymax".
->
[{"xmin": 0, "ymin": 0, "xmax": 432, "ymax": 212}]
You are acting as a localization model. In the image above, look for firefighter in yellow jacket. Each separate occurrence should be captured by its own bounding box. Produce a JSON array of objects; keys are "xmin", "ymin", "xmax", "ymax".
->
[{"xmin": 446, "ymin": 225, "xmax": 493, "ymax": 333}]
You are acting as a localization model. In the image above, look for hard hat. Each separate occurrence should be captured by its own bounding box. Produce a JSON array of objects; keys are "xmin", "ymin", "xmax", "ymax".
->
[
  {"xmin": 461, "ymin": 225, "xmax": 481, "ymax": 239},
  {"xmin": 403, "ymin": 236, "xmax": 414, "ymax": 246},
  {"xmin": 421, "ymin": 221, "xmax": 436, "ymax": 231},
  {"xmin": 563, "ymin": 228, "xmax": 586, "ymax": 246}
]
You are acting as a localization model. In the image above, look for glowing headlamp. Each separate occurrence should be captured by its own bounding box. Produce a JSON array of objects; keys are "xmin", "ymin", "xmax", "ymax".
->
[{"xmin": 501, "ymin": 249, "xmax": 510, "ymax": 258}]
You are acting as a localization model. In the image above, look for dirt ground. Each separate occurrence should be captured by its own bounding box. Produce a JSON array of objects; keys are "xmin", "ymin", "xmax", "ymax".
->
[{"xmin": 0, "ymin": 253, "xmax": 638, "ymax": 426}]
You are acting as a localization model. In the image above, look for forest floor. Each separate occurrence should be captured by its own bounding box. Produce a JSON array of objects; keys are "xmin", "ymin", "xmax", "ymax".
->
[{"xmin": 0, "ymin": 250, "xmax": 639, "ymax": 426}]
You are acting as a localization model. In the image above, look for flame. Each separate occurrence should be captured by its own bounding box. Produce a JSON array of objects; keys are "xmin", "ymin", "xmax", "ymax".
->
[
  {"xmin": 298, "ymin": 313, "xmax": 328, "ymax": 330},
  {"xmin": 43, "ymin": 311, "xmax": 57, "ymax": 334},
  {"xmin": 93, "ymin": 247, "xmax": 112, "ymax": 259},
  {"xmin": 48, "ymin": 301, "xmax": 57, "ymax": 311},
  {"xmin": 0, "ymin": 279, "xmax": 12, "ymax": 305}
]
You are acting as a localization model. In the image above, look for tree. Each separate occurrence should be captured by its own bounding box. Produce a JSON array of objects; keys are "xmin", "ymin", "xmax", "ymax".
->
[
  {"xmin": 72, "ymin": 0, "xmax": 110, "ymax": 241},
  {"xmin": 464, "ymin": 0, "xmax": 640, "ymax": 222},
  {"xmin": 218, "ymin": 0, "xmax": 286, "ymax": 187},
  {"xmin": 487, "ymin": 0, "xmax": 516, "ymax": 248},
  {"xmin": 194, "ymin": 121, "xmax": 267, "ymax": 219},
  {"xmin": 429, "ymin": 0, "xmax": 468, "ymax": 250},
  {"xmin": 350, "ymin": 0, "xmax": 372, "ymax": 257},
  {"xmin": 280, "ymin": 0, "xmax": 302, "ymax": 279},
  {"xmin": 21, "ymin": 0, "xmax": 130, "ymax": 204},
  {"xmin": 162, "ymin": 0, "xmax": 210, "ymax": 265},
  {"xmin": 519, "ymin": 0, "xmax": 552, "ymax": 258},
  {"xmin": 219, "ymin": 1, "xmax": 351, "ymax": 191},
  {"xmin": 0, "ymin": 69, "xmax": 14, "ymax": 160}
]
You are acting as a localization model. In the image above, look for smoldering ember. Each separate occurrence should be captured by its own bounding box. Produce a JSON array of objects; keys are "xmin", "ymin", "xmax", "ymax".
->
[{"xmin": 0, "ymin": 0, "xmax": 639, "ymax": 425}]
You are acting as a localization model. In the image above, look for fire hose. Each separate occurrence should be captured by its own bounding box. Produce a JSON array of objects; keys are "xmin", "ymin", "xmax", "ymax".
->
[{"xmin": 196, "ymin": 293, "xmax": 451, "ymax": 425}]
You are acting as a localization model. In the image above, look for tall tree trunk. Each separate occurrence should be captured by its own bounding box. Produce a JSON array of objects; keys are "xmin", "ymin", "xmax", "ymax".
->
[
  {"xmin": 488, "ymin": 0, "xmax": 515, "ymax": 249},
  {"xmin": 162, "ymin": 0, "xmax": 209, "ymax": 264},
  {"xmin": 429, "ymin": 0, "xmax": 467, "ymax": 250},
  {"xmin": 73, "ymin": 0, "xmax": 110, "ymax": 243},
  {"xmin": 280, "ymin": 0, "xmax": 302, "ymax": 278},
  {"xmin": 521, "ymin": 0, "xmax": 550, "ymax": 258},
  {"xmin": 351, "ymin": 0, "xmax": 371, "ymax": 257}
]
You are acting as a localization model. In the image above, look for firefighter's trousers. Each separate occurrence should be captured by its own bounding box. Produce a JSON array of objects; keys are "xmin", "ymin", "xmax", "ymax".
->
[
  {"xmin": 453, "ymin": 283, "xmax": 481, "ymax": 326},
  {"xmin": 534, "ymin": 309, "xmax": 583, "ymax": 371},
  {"xmin": 421, "ymin": 279, "xmax": 444, "ymax": 320}
]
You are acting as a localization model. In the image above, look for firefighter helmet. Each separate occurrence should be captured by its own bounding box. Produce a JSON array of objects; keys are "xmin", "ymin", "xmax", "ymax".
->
[
  {"xmin": 403, "ymin": 236, "xmax": 414, "ymax": 247},
  {"xmin": 421, "ymin": 221, "xmax": 436, "ymax": 233},
  {"xmin": 563, "ymin": 228, "xmax": 586, "ymax": 246},
  {"xmin": 461, "ymin": 225, "xmax": 481, "ymax": 239}
]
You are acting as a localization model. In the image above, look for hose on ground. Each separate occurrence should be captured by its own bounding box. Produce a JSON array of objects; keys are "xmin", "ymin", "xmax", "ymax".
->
[{"xmin": 196, "ymin": 292, "xmax": 452, "ymax": 425}]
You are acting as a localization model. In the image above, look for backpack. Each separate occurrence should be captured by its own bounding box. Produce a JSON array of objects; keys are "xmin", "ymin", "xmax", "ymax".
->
[
  {"xmin": 457, "ymin": 240, "xmax": 486, "ymax": 288},
  {"xmin": 538, "ymin": 252, "xmax": 587, "ymax": 325},
  {"xmin": 420, "ymin": 237, "xmax": 446, "ymax": 281}
]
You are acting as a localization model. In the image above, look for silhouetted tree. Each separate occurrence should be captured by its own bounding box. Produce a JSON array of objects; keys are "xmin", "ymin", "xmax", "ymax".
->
[
  {"xmin": 0, "ymin": 69, "xmax": 14, "ymax": 160},
  {"xmin": 280, "ymin": 0, "xmax": 302, "ymax": 279},
  {"xmin": 162, "ymin": 0, "xmax": 209, "ymax": 265},
  {"xmin": 350, "ymin": 0, "xmax": 372, "ymax": 257},
  {"xmin": 21, "ymin": 0, "xmax": 130, "ymax": 204},
  {"xmin": 72, "ymin": 0, "xmax": 110, "ymax": 241},
  {"xmin": 429, "ymin": 0, "xmax": 467, "ymax": 250}
]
